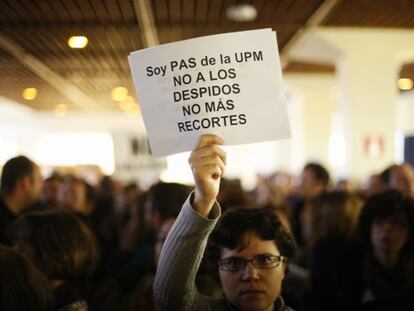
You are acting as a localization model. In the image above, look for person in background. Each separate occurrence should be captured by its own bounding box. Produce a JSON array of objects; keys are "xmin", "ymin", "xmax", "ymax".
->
[
  {"xmin": 60, "ymin": 176, "xmax": 95, "ymax": 218},
  {"xmin": 0, "ymin": 245, "xmax": 54, "ymax": 311},
  {"xmin": 358, "ymin": 190, "xmax": 414, "ymax": 310},
  {"xmin": 154, "ymin": 134, "xmax": 297, "ymax": 311},
  {"xmin": 389, "ymin": 163, "xmax": 414, "ymax": 198},
  {"xmin": 289, "ymin": 162, "xmax": 330, "ymax": 248},
  {"xmin": 0, "ymin": 155, "xmax": 43, "ymax": 245},
  {"xmin": 303, "ymin": 191, "xmax": 364, "ymax": 310},
  {"xmin": 116, "ymin": 182, "xmax": 191, "ymax": 292},
  {"xmin": 42, "ymin": 173, "xmax": 63, "ymax": 209},
  {"xmin": 363, "ymin": 173, "xmax": 388, "ymax": 198},
  {"xmin": 126, "ymin": 217, "xmax": 177, "ymax": 311},
  {"xmin": 8, "ymin": 209, "xmax": 98, "ymax": 311}
]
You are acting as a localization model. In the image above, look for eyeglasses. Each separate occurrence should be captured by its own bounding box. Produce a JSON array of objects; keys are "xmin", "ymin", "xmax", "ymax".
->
[{"xmin": 218, "ymin": 254, "xmax": 284, "ymax": 271}]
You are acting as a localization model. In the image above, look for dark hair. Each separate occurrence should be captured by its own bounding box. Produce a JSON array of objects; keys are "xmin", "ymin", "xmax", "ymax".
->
[
  {"xmin": 8, "ymin": 209, "xmax": 98, "ymax": 281},
  {"xmin": 0, "ymin": 156, "xmax": 36, "ymax": 193},
  {"xmin": 304, "ymin": 162, "xmax": 330, "ymax": 186},
  {"xmin": 147, "ymin": 182, "xmax": 191, "ymax": 220},
  {"xmin": 209, "ymin": 207, "xmax": 297, "ymax": 263},
  {"xmin": 44, "ymin": 173, "xmax": 63, "ymax": 183},
  {"xmin": 64, "ymin": 176, "xmax": 96, "ymax": 203},
  {"xmin": 0, "ymin": 246, "xmax": 54, "ymax": 311},
  {"xmin": 306, "ymin": 191, "xmax": 363, "ymax": 247},
  {"xmin": 358, "ymin": 190, "xmax": 414, "ymax": 253}
]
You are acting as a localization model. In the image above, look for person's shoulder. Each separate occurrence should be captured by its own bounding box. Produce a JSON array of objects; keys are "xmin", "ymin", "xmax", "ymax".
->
[{"xmin": 0, "ymin": 197, "xmax": 16, "ymax": 229}]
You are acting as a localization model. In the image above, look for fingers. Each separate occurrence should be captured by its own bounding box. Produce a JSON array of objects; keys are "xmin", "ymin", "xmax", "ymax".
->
[
  {"xmin": 195, "ymin": 134, "xmax": 224, "ymax": 149},
  {"xmin": 189, "ymin": 144, "xmax": 227, "ymax": 166},
  {"xmin": 190, "ymin": 154, "xmax": 226, "ymax": 178},
  {"xmin": 189, "ymin": 134, "xmax": 227, "ymax": 180}
]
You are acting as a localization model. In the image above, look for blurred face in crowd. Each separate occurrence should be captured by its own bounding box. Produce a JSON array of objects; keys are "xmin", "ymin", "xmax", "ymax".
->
[
  {"xmin": 365, "ymin": 174, "xmax": 387, "ymax": 197},
  {"xmin": 300, "ymin": 169, "xmax": 323, "ymax": 198},
  {"xmin": 27, "ymin": 166, "xmax": 43, "ymax": 203},
  {"xmin": 154, "ymin": 218, "xmax": 175, "ymax": 265},
  {"xmin": 390, "ymin": 165, "xmax": 414, "ymax": 197},
  {"xmin": 43, "ymin": 178, "xmax": 62, "ymax": 207},
  {"xmin": 219, "ymin": 232, "xmax": 285, "ymax": 311},
  {"xmin": 60, "ymin": 180, "xmax": 90, "ymax": 215},
  {"xmin": 371, "ymin": 217, "xmax": 408, "ymax": 265}
]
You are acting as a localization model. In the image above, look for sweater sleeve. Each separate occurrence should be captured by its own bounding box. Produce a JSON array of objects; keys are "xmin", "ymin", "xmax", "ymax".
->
[{"xmin": 153, "ymin": 193, "xmax": 221, "ymax": 311}]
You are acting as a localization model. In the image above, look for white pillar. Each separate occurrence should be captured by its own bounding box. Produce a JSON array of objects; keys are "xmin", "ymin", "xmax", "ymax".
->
[{"xmin": 284, "ymin": 73, "xmax": 335, "ymax": 171}]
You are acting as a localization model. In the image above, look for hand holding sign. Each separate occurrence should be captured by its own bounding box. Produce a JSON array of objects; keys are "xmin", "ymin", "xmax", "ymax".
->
[
  {"xmin": 189, "ymin": 134, "xmax": 226, "ymax": 217},
  {"xmin": 128, "ymin": 29, "xmax": 290, "ymax": 157}
]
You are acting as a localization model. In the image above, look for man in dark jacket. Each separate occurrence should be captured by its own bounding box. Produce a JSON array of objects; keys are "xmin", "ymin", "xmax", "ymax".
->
[{"xmin": 0, "ymin": 156, "xmax": 42, "ymax": 244}]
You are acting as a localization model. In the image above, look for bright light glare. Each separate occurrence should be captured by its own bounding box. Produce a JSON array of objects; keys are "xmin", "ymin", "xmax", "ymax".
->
[
  {"xmin": 160, "ymin": 142, "xmax": 279, "ymax": 190},
  {"xmin": 398, "ymin": 78, "xmax": 413, "ymax": 90},
  {"xmin": 34, "ymin": 133, "xmax": 115, "ymax": 174},
  {"xmin": 118, "ymin": 96, "xmax": 135, "ymax": 111},
  {"xmin": 111, "ymin": 87, "xmax": 128, "ymax": 101},
  {"xmin": 22, "ymin": 88, "xmax": 37, "ymax": 100},
  {"xmin": 126, "ymin": 105, "xmax": 141, "ymax": 118},
  {"xmin": 0, "ymin": 137, "xmax": 18, "ymax": 164},
  {"xmin": 329, "ymin": 133, "xmax": 346, "ymax": 167},
  {"xmin": 160, "ymin": 152, "xmax": 194, "ymax": 185},
  {"xmin": 68, "ymin": 36, "xmax": 88, "ymax": 49}
]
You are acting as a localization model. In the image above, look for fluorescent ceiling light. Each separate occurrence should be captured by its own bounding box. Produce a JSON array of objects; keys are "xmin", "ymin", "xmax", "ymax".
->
[{"xmin": 226, "ymin": 4, "xmax": 257, "ymax": 22}]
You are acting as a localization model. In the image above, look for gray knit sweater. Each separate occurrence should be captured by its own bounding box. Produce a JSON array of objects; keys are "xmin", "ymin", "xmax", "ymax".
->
[{"xmin": 153, "ymin": 194, "xmax": 293, "ymax": 311}]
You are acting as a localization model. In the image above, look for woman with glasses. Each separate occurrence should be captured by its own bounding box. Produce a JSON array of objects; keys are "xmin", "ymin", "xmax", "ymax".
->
[{"xmin": 154, "ymin": 134, "xmax": 297, "ymax": 311}]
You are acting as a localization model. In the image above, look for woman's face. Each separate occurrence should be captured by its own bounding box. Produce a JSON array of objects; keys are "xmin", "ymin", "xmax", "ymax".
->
[
  {"xmin": 371, "ymin": 218, "xmax": 408, "ymax": 260},
  {"xmin": 218, "ymin": 232, "xmax": 285, "ymax": 311}
]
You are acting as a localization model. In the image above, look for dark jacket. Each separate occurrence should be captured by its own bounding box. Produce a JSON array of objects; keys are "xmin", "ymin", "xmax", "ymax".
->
[{"xmin": 0, "ymin": 196, "xmax": 16, "ymax": 245}]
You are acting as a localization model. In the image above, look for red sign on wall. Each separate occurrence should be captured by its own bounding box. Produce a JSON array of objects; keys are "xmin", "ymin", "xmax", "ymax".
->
[{"xmin": 363, "ymin": 134, "xmax": 384, "ymax": 158}]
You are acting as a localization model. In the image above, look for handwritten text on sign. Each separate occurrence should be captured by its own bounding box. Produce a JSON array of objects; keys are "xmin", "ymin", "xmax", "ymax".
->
[{"xmin": 128, "ymin": 29, "xmax": 290, "ymax": 156}]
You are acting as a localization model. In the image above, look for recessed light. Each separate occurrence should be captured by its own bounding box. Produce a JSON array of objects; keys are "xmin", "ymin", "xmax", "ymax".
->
[
  {"xmin": 126, "ymin": 105, "xmax": 141, "ymax": 118},
  {"xmin": 398, "ymin": 78, "xmax": 413, "ymax": 90},
  {"xmin": 111, "ymin": 87, "xmax": 128, "ymax": 101},
  {"xmin": 118, "ymin": 96, "xmax": 135, "ymax": 111},
  {"xmin": 22, "ymin": 88, "xmax": 37, "ymax": 100},
  {"xmin": 68, "ymin": 36, "xmax": 88, "ymax": 49},
  {"xmin": 226, "ymin": 4, "xmax": 257, "ymax": 22}
]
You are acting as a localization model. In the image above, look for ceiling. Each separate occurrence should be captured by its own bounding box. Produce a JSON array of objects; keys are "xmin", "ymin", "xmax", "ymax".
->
[{"xmin": 0, "ymin": 0, "xmax": 414, "ymax": 113}]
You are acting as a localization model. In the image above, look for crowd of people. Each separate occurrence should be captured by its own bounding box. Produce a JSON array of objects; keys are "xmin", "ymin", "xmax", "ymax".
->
[{"xmin": 1, "ymin": 135, "xmax": 414, "ymax": 310}]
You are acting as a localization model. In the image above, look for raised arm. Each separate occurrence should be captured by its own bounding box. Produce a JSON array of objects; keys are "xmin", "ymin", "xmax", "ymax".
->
[
  {"xmin": 153, "ymin": 134, "xmax": 226, "ymax": 310},
  {"xmin": 189, "ymin": 134, "xmax": 226, "ymax": 217}
]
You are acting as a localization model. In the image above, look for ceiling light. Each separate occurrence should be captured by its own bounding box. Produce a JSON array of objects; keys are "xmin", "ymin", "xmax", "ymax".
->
[
  {"xmin": 68, "ymin": 36, "xmax": 88, "ymax": 49},
  {"xmin": 126, "ymin": 104, "xmax": 141, "ymax": 118},
  {"xmin": 111, "ymin": 87, "xmax": 128, "ymax": 101},
  {"xmin": 54, "ymin": 104, "xmax": 68, "ymax": 117},
  {"xmin": 226, "ymin": 4, "xmax": 257, "ymax": 22},
  {"xmin": 118, "ymin": 96, "xmax": 135, "ymax": 111},
  {"xmin": 398, "ymin": 78, "xmax": 413, "ymax": 90},
  {"xmin": 22, "ymin": 88, "xmax": 37, "ymax": 100}
]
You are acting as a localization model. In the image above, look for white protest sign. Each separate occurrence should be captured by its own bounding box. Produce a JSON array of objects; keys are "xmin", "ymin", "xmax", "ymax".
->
[{"xmin": 128, "ymin": 29, "xmax": 290, "ymax": 157}]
